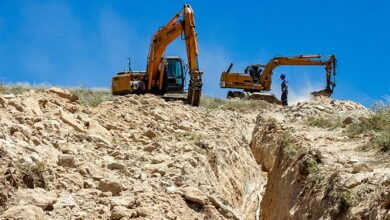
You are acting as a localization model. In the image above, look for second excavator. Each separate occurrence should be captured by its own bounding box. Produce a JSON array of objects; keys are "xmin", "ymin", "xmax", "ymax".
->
[
  {"xmin": 112, "ymin": 5, "xmax": 203, "ymax": 106},
  {"xmin": 220, "ymin": 54, "xmax": 337, "ymax": 103}
]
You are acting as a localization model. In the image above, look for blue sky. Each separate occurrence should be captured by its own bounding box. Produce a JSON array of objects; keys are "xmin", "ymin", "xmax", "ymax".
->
[{"xmin": 0, "ymin": 0, "xmax": 389, "ymax": 106}]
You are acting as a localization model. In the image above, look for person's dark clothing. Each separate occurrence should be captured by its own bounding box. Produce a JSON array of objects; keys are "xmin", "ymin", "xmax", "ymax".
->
[{"xmin": 281, "ymin": 79, "xmax": 288, "ymax": 106}]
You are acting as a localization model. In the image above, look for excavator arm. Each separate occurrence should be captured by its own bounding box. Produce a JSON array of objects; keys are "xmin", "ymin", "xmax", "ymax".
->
[
  {"xmin": 146, "ymin": 4, "xmax": 202, "ymax": 105},
  {"xmin": 260, "ymin": 55, "xmax": 337, "ymax": 94},
  {"xmin": 220, "ymin": 54, "xmax": 337, "ymax": 100}
]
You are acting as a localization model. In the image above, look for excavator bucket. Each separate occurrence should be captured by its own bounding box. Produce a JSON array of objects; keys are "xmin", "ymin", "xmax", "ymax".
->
[{"xmin": 310, "ymin": 89, "xmax": 332, "ymax": 97}]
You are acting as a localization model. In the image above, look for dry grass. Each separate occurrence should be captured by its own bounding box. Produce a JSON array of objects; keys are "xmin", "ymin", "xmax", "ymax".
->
[
  {"xmin": 70, "ymin": 88, "xmax": 113, "ymax": 107},
  {"xmin": 200, "ymin": 96, "xmax": 270, "ymax": 112},
  {"xmin": 0, "ymin": 83, "xmax": 114, "ymax": 107},
  {"xmin": 0, "ymin": 83, "xmax": 47, "ymax": 94},
  {"xmin": 307, "ymin": 116, "xmax": 344, "ymax": 130}
]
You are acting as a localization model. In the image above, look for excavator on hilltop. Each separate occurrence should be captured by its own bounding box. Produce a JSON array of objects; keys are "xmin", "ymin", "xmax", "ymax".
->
[
  {"xmin": 220, "ymin": 54, "xmax": 337, "ymax": 103},
  {"xmin": 112, "ymin": 5, "xmax": 203, "ymax": 106}
]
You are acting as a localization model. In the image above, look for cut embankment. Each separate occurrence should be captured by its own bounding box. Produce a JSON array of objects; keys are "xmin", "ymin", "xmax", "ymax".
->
[{"xmin": 250, "ymin": 98, "xmax": 390, "ymax": 219}]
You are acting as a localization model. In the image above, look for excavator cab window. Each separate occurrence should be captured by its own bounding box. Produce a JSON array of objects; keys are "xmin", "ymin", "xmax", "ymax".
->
[
  {"xmin": 165, "ymin": 58, "xmax": 185, "ymax": 92},
  {"xmin": 245, "ymin": 65, "xmax": 262, "ymax": 83}
]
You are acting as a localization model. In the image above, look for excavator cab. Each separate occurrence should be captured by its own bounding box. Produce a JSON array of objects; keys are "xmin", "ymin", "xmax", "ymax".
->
[
  {"xmin": 164, "ymin": 56, "xmax": 185, "ymax": 93},
  {"xmin": 245, "ymin": 65, "xmax": 263, "ymax": 83}
]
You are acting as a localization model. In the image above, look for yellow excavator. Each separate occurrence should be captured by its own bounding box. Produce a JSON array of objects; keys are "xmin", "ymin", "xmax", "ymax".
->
[
  {"xmin": 220, "ymin": 54, "xmax": 337, "ymax": 103},
  {"xmin": 112, "ymin": 5, "xmax": 203, "ymax": 106}
]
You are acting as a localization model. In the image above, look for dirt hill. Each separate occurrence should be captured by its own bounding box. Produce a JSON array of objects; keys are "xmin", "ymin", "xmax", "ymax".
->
[{"xmin": 0, "ymin": 88, "xmax": 389, "ymax": 219}]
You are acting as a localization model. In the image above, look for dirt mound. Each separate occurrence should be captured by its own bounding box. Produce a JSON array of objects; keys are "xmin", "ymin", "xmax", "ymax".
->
[
  {"xmin": 279, "ymin": 96, "xmax": 371, "ymax": 122},
  {"xmin": 1, "ymin": 88, "xmax": 388, "ymax": 219},
  {"xmin": 0, "ymin": 88, "xmax": 264, "ymax": 219}
]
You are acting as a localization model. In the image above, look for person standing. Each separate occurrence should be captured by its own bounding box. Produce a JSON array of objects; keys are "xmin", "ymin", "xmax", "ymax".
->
[{"xmin": 280, "ymin": 74, "xmax": 288, "ymax": 106}]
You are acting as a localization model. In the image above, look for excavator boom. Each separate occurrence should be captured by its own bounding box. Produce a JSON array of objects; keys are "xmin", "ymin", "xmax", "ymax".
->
[
  {"xmin": 145, "ymin": 4, "xmax": 202, "ymax": 105},
  {"xmin": 112, "ymin": 5, "xmax": 203, "ymax": 106}
]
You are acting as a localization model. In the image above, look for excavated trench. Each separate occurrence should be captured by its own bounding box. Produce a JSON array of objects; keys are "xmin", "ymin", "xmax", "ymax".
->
[{"xmin": 247, "ymin": 111, "xmax": 390, "ymax": 220}]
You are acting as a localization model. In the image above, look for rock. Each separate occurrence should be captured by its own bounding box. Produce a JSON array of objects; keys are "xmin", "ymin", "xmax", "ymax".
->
[
  {"xmin": 128, "ymin": 98, "xmax": 140, "ymax": 105},
  {"xmin": 352, "ymin": 162, "xmax": 373, "ymax": 173},
  {"xmin": 88, "ymin": 134, "xmax": 112, "ymax": 149},
  {"xmin": 383, "ymin": 190, "xmax": 390, "ymax": 209},
  {"xmin": 208, "ymin": 195, "xmax": 243, "ymax": 220},
  {"xmin": 22, "ymin": 97, "xmax": 43, "ymax": 115},
  {"xmin": 144, "ymin": 163, "xmax": 168, "ymax": 176},
  {"xmin": 59, "ymin": 110, "xmax": 85, "ymax": 132},
  {"xmin": 143, "ymin": 130, "xmax": 157, "ymax": 139},
  {"xmin": 99, "ymin": 191, "xmax": 113, "ymax": 197},
  {"xmin": 58, "ymin": 154, "xmax": 77, "ymax": 168},
  {"xmin": 55, "ymin": 194, "xmax": 77, "ymax": 208},
  {"xmin": 108, "ymin": 162, "xmax": 125, "ymax": 170},
  {"xmin": 84, "ymin": 179, "xmax": 96, "ymax": 188},
  {"xmin": 109, "ymin": 196, "xmax": 136, "ymax": 208},
  {"xmin": 46, "ymin": 87, "xmax": 79, "ymax": 101},
  {"xmin": 98, "ymin": 179, "xmax": 123, "ymax": 196},
  {"xmin": 343, "ymin": 117, "xmax": 354, "ymax": 125},
  {"xmin": 151, "ymin": 154, "xmax": 170, "ymax": 164},
  {"xmin": 315, "ymin": 105, "xmax": 326, "ymax": 111},
  {"xmin": 0, "ymin": 96, "xmax": 7, "ymax": 107},
  {"xmin": 10, "ymin": 123, "xmax": 32, "ymax": 140},
  {"xmin": 8, "ymin": 100, "xmax": 24, "ymax": 111},
  {"xmin": 1, "ymin": 205, "xmax": 45, "ymax": 220},
  {"xmin": 13, "ymin": 188, "xmax": 57, "ymax": 210},
  {"xmin": 111, "ymin": 206, "xmax": 133, "ymax": 219},
  {"xmin": 62, "ymin": 173, "xmax": 84, "ymax": 189},
  {"xmin": 87, "ymin": 120, "xmax": 113, "ymax": 141},
  {"xmin": 182, "ymin": 186, "xmax": 207, "ymax": 205},
  {"xmin": 344, "ymin": 174, "xmax": 366, "ymax": 189},
  {"xmin": 136, "ymin": 206, "xmax": 157, "ymax": 217},
  {"xmin": 30, "ymin": 136, "xmax": 41, "ymax": 146}
]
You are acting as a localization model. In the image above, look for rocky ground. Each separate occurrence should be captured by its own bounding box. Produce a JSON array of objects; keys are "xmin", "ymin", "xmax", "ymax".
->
[
  {"xmin": 251, "ymin": 96, "xmax": 390, "ymax": 219},
  {"xmin": 0, "ymin": 88, "xmax": 389, "ymax": 220},
  {"xmin": 0, "ymin": 88, "xmax": 265, "ymax": 220}
]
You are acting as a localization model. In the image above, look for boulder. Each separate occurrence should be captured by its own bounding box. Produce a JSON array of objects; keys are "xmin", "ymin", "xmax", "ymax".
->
[
  {"xmin": 109, "ymin": 196, "xmax": 136, "ymax": 208},
  {"xmin": 98, "ymin": 179, "xmax": 123, "ymax": 196},
  {"xmin": 0, "ymin": 96, "xmax": 7, "ymax": 107},
  {"xmin": 108, "ymin": 162, "xmax": 125, "ymax": 170},
  {"xmin": 87, "ymin": 120, "xmax": 112, "ymax": 141},
  {"xmin": 1, "ymin": 205, "xmax": 45, "ymax": 220},
  {"xmin": 111, "ymin": 206, "xmax": 133, "ymax": 219},
  {"xmin": 151, "ymin": 154, "xmax": 171, "ymax": 164},
  {"xmin": 352, "ymin": 162, "xmax": 373, "ymax": 173},
  {"xmin": 46, "ymin": 87, "xmax": 79, "ymax": 101},
  {"xmin": 144, "ymin": 163, "xmax": 168, "ymax": 176},
  {"xmin": 143, "ymin": 130, "xmax": 157, "ymax": 139},
  {"xmin": 22, "ymin": 97, "xmax": 43, "ymax": 115},
  {"xmin": 136, "ymin": 206, "xmax": 157, "ymax": 217},
  {"xmin": 59, "ymin": 110, "xmax": 85, "ymax": 132},
  {"xmin": 8, "ymin": 100, "xmax": 24, "ymax": 111},
  {"xmin": 13, "ymin": 188, "xmax": 57, "ymax": 210},
  {"xmin": 182, "ymin": 186, "xmax": 208, "ymax": 205},
  {"xmin": 58, "ymin": 154, "xmax": 77, "ymax": 168},
  {"xmin": 54, "ymin": 194, "xmax": 77, "ymax": 208}
]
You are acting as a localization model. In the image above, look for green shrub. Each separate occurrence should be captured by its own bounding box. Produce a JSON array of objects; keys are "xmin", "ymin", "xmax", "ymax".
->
[
  {"xmin": 277, "ymin": 131, "xmax": 294, "ymax": 148},
  {"xmin": 346, "ymin": 102, "xmax": 390, "ymax": 152}
]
